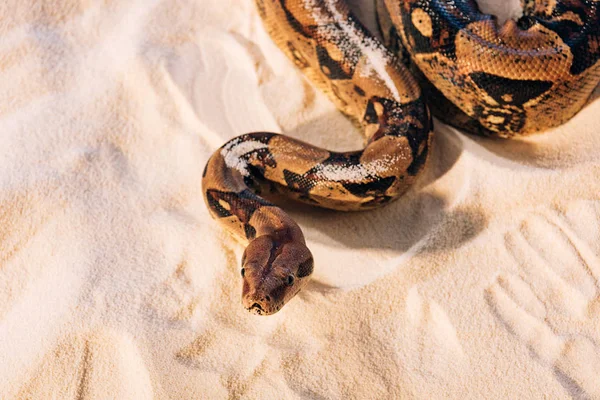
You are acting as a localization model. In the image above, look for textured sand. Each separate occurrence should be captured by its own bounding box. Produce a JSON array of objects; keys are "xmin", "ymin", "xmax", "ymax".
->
[{"xmin": 0, "ymin": 0, "xmax": 599, "ymax": 398}]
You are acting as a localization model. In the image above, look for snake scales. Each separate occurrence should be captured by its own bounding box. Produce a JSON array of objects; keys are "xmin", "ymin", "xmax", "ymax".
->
[{"xmin": 202, "ymin": 0, "xmax": 600, "ymax": 315}]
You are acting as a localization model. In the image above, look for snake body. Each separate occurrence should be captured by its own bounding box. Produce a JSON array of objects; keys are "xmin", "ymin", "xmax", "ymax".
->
[
  {"xmin": 202, "ymin": 0, "xmax": 600, "ymax": 315},
  {"xmin": 380, "ymin": 0, "xmax": 600, "ymax": 136}
]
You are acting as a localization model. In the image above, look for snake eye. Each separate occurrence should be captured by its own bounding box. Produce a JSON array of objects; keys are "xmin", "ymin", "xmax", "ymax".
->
[
  {"xmin": 241, "ymin": 268, "xmax": 245, "ymax": 277},
  {"xmin": 286, "ymin": 274, "xmax": 295, "ymax": 286}
]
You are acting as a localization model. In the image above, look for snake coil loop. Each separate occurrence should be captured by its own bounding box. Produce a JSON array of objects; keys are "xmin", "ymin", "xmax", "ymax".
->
[{"xmin": 203, "ymin": 0, "xmax": 600, "ymax": 315}]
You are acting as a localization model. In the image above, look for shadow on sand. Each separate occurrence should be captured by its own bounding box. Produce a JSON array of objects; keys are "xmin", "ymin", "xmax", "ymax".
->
[{"xmin": 271, "ymin": 113, "xmax": 488, "ymax": 265}]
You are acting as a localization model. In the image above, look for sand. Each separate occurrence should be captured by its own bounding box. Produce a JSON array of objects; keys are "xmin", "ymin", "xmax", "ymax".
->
[{"xmin": 0, "ymin": 0, "xmax": 599, "ymax": 398}]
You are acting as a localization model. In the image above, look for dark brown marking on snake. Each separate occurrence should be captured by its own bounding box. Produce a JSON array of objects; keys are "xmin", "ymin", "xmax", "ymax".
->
[
  {"xmin": 354, "ymin": 85, "xmax": 366, "ymax": 96},
  {"xmin": 537, "ymin": 2, "xmax": 600, "ymax": 75},
  {"xmin": 244, "ymin": 224, "xmax": 257, "ymax": 240},
  {"xmin": 227, "ymin": 131, "xmax": 277, "ymax": 146},
  {"xmin": 400, "ymin": 0, "xmax": 489, "ymax": 60},
  {"xmin": 280, "ymin": 0, "xmax": 315, "ymax": 38},
  {"xmin": 282, "ymin": 169, "xmax": 317, "ymax": 194},
  {"xmin": 368, "ymin": 97, "xmax": 430, "ymax": 139},
  {"xmin": 287, "ymin": 41, "xmax": 311, "ymax": 68},
  {"xmin": 377, "ymin": 4, "xmax": 405, "ymax": 58},
  {"xmin": 475, "ymin": 103, "xmax": 527, "ymax": 134},
  {"xmin": 342, "ymin": 176, "xmax": 397, "ymax": 198},
  {"xmin": 206, "ymin": 189, "xmax": 272, "ymax": 223},
  {"xmin": 363, "ymin": 100, "xmax": 380, "ymax": 124},
  {"xmin": 469, "ymin": 73, "xmax": 554, "ymax": 106},
  {"xmin": 316, "ymin": 44, "xmax": 354, "ymax": 80},
  {"xmin": 406, "ymin": 137, "xmax": 430, "ymax": 176},
  {"xmin": 516, "ymin": 15, "xmax": 537, "ymax": 30},
  {"xmin": 265, "ymin": 236, "xmax": 284, "ymax": 276},
  {"xmin": 205, "ymin": 190, "xmax": 233, "ymax": 219}
]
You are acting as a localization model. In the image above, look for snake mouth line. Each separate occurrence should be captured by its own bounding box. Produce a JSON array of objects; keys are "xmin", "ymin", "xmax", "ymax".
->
[{"xmin": 247, "ymin": 302, "xmax": 284, "ymax": 316}]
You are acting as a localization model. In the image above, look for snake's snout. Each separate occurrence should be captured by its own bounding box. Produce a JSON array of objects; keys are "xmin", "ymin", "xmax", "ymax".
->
[
  {"xmin": 250, "ymin": 303, "xmax": 263, "ymax": 315},
  {"xmin": 243, "ymin": 290, "xmax": 284, "ymax": 315},
  {"xmin": 243, "ymin": 293, "xmax": 272, "ymax": 315},
  {"xmin": 247, "ymin": 301, "xmax": 272, "ymax": 315}
]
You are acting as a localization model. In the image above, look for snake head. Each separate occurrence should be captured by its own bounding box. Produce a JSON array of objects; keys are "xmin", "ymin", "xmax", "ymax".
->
[{"xmin": 241, "ymin": 235, "xmax": 314, "ymax": 315}]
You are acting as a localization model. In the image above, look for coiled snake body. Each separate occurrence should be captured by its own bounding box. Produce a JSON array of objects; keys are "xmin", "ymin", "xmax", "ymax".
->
[{"xmin": 202, "ymin": 0, "xmax": 600, "ymax": 315}]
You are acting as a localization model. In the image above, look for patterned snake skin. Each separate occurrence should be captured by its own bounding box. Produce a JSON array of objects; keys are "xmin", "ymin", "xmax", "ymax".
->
[{"xmin": 202, "ymin": 0, "xmax": 600, "ymax": 315}]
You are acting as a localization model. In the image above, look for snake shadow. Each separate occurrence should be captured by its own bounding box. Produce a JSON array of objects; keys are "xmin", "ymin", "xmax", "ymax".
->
[
  {"xmin": 465, "ymin": 84, "xmax": 600, "ymax": 169},
  {"xmin": 278, "ymin": 113, "xmax": 488, "ymax": 257}
]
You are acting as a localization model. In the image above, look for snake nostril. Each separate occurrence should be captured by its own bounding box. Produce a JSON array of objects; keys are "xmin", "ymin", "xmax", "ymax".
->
[
  {"xmin": 251, "ymin": 302, "xmax": 263, "ymax": 310},
  {"xmin": 265, "ymin": 295, "xmax": 271, "ymax": 302}
]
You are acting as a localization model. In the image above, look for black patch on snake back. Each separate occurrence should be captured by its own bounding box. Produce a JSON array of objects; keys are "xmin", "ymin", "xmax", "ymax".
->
[
  {"xmin": 342, "ymin": 176, "xmax": 396, "ymax": 197},
  {"xmin": 243, "ymin": 175, "xmax": 257, "ymax": 193},
  {"xmin": 368, "ymin": 96, "xmax": 431, "ymax": 140},
  {"xmin": 206, "ymin": 189, "xmax": 272, "ymax": 223},
  {"xmin": 401, "ymin": 7, "xmax": 438, "ymax": 54},
  {"xmin": 248, "ymin": 131, "xmax": 278, "ymax": 143},
  {"xmin": 407, "ymin": 107, "xmax": 432, "ymax": 176},
  {"xmin": 251, "ymin": 147, "xmax": 277, "ymax": 169},
  {"xmin": 244, "ymin": 163, "xmax": 270, "ymax": 193},
  {"xmin": 354, "ymin": 85, "xmax": 366, "ymax": 97},
  {"xmin": 287, "ymin": 41, "xmax": 310, "ymax": 68},
  {"xmin": 363, "ymin": 100, "xmax": 380, "ymax": 124},
  {"xmin": 223, "ymin": 131, "xmax": 277, "ymax": 150},
  {"xmin": 406, "ymin": 139, "xmax": 430, "ymax": 176},
  {"xmin": 319, "ymin": 152, "xmax": 363, "ymax": 172},
  {"xmin": 283, "ymin": 169, "xmax": 316, "ymax": 194},
  {"xmin": 402, "ymin": 100, "xmax": 433, "ymax": 177},
  {"xmin": 471, "ymin": 103, "xmax": 526, "ymax": 134},
  {"xmin": 316, "ymin": 44, "xmax": 353, "ymax": 80},
  {"xmin": 244, "ymin": 224, "xmax": 257, "ymax": 240},
  {"xmin": 516, "ymin": 15, "xmax": 537, "ymax": 30},
  {"xmin": 206, "ymin": 190, "xmax": 232, "ymax": 218},
  {"xmin": 537, "ymin": 13, "xmax": 600, "ymax": 75},
  {"xmin": 280, "ymin": 0, "xmax": 314, "ymax": 38},
  {"xmin": 469, "ymin": 72, "xmax": 553, "ymax": 105},
  {"xmin": 381, "ymin": 22, "xmax": 406, "ymax": 61},
  {"xmin": 402, "ymin": 0, "xmax": 481, "ymax": 60}
]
